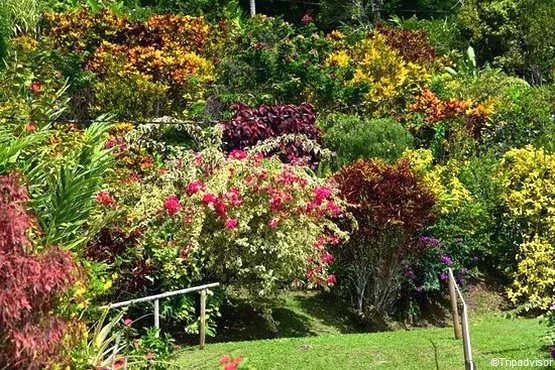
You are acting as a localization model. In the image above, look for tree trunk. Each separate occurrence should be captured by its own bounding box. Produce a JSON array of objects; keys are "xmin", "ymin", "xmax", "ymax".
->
[{"xmin": 250, "ymin": 0, "xmax": 256, "ymax": 17}]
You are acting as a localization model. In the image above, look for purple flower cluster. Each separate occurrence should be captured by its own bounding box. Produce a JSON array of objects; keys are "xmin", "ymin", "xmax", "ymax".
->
[
  {"xmin": 439, "ymin": 254, "xmax": 453, "ymax": 265},
  {"xmin": 420, "ymin": 236, "xmax": 447, "ymax": 249}
]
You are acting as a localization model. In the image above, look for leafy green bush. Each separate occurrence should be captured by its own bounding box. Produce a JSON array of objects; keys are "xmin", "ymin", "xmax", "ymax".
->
[
  {"xmin": 319, "ymin": 114, "xmax": 413, "ymax": 170},
  {"xmin": 458, "ymin": 0, "xmax": 555, "ymax": 84}
]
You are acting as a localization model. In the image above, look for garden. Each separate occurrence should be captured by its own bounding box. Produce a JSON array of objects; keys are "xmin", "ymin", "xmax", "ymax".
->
[{"xmin": 0, "ymin": 0, "xmax": 554, "ymax": 369}]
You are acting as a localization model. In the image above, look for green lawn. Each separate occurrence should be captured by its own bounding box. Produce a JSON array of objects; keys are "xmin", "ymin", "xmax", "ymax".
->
[{"xmin": 175, "ymin": 313, "xmax": 551, "ymax": 369}]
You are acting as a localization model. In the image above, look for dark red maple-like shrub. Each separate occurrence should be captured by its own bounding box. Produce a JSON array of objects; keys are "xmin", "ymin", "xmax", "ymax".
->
[
  {"xmin": 332, "ymin": 159, "xmax": 436, "ymax": 315},
  {"xmin": 375, "ymin": 23, "xmax": 437, "ymax": 65},
  {"xmin": 223, "ymin": 102, "xmax": 323, "ymax": 166},
  {"xmin": 0, "ymin": 173, "xmax": 81, "ymax": 369}
]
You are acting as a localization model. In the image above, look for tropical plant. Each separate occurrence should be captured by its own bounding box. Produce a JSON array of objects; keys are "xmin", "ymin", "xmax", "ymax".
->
[{"xmin": 333, "ymin": 158, "xmax": 436, "ymax": 316}]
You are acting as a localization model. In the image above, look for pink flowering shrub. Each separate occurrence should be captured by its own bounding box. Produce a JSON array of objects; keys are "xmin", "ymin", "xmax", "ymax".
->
[{"xmin": 95, "ymin": 148, "xmax": 346, "ymax": 302}]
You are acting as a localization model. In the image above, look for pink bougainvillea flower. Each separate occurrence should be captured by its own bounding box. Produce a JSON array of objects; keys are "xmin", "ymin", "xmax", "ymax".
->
[
  {"xmin": 186, "ymin": 181, "xmax": 205, "ymax": 196},
  {"xmin": 268, "ymin": 218, "xmax": 279, "ymax": 228},
  {"xmin": 220, "ymin": 355, "xmax": 231, "ymax": 364},
  {"xmin": 123, "ymin": 318, "xmax": 133, "ymax": 327},
  {"xmin": 320, "ymin": 252, "xmax": 334, "ymax": 264},
  {"xmin": 193, "ymin": 153, "xmax": 203, "ymax": 166},
  {"xmin": 146, "ymin": 352, "xmax": 155, "ymax": 360},
  {"xmin": 313, "ymin": 186, "xmax": 333, "ymax": 204},
  {"xmin": 225, "ymin": 219, "xmax": 238, "ymax": 229},
  {"xmin": 229, "ymin": 149, "xmax": 248, "ymax": 159},
  {"xmin": 224, "ymin": 188, "xmax": 242, "ymax": 207},
  {"xmin": 326, "ymin": 274, "xmax": 337, "ymax": 284},
  {"xmin": 96, "ymin": 191, "xmax": 115, "ymax": 206},
  {"xmin": 224, "ymin": 364, "xmax": 237, "ymax": 370},
  {"xmin": 214, "ymin": 199, "xmax": 228, "ymax": 218},
  {"xmin": 326, "ymin": 200, "xmax": 341, "ymax": 216},
  {"xmin": 234, "ymin": 356, "xmax": 243, "ymax": 364},
  {"xmin": 202, "ymin": 193, "xmax": 217, "ymax": 205},
  {"xmin": 163, "ymin": 195, "xmax": 182, "ymax": 216},
  {"xmin": 25, "ymin": 124, "xmax": 36, "ymax": 132}
]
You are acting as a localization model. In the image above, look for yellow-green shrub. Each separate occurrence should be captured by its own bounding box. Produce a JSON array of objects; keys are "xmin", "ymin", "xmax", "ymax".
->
[
  {"xmin": 500, "ymin": 146, "xmax": 555, "ymax": 309},
  {"xmin": 351, "ymin": 34, "xmax": 430, "ymax": 105}
]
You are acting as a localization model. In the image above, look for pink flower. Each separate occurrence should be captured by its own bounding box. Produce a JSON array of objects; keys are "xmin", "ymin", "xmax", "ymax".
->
[
  {"xmin": 224, "ymin": 364, "xmax": 237, "ymax": 370},
  {"xmin": 321, "ymin": 252, "xmax": 334, "ymax": 264},
  {"xmin": 193, "ymin": 153, "xmax": 203, "ymax": 166},
  {"xmin": 234, "ymin": 357, "xmax": 243, "ymax": 364},
  {"xmin": 123, "ymin": 318, "xmax": 133, "ymax": 327},
  {"xmin": 163, "ymin": 195, "xmax": 182, "ymax": 216},
  {"xmin": 96, "ymin": 191, "xmax": 115, "ymax": 206},
  {"xmin": 268, "ymin": 218, "xmax": 279, "ymax": 228},
  {"xmin": 229, "ymin": 149, "xmax": 248, "ymax": 159},
  {"xmin": 30, "ymin": 82, "xmax": 41, "ymax": 93},
  {"xmin": 313, "ymin": 186, "xmax": 333, "ymax": 204},
  {"xmin": 202, "ymin": 193, "xmax": 217, "ymax": 204},
  {"xmin": 186, "ymin": 181, "xmax": 205, "ymax": 196},
  {"xmin": 220, "ymin": 355, "xmax": 231, "ymax": 364},
  {"xmin": 214, "ymin": 199, "xmax": 228, "ymax": 218},
  {"xmin": 25, "ymin": 124, "xmax": 36, "ymax": 132},
  {"xmin": 326, "ymin": 274, "xmax": 337, "ymax": 284},
  {"xmin": 326, "ymin": 200, "xmax": 341, "ymax": 216},
  {"xmin": 146, "ymin": 352, "xmax": 155, "ymax": 360},
  {"xmin": 301, "ymin": 14, "xmax": 313, "ymax": 24},
  {"xmin": 224, "ymin": 188, "xmax": 242, "ymax": 207},
  {"xmin": 225, "ymin": 219, "xmax": 238, "ymax": 229}
]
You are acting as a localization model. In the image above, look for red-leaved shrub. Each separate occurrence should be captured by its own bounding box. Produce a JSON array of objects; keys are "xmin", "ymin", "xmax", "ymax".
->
[
  {"xmin": 0, "ymin": 173, "xmax": 81, "ymax": 369},
  {"xmin": 375, "ymin": 23, "xmax": 437, "ymax": 65},
  {"xmin": 333, "ymin": 159, "xmax": 436, "ymax": 315},
  {"xmin": 223, "ymin": 102, "xmax": 323, "ymax": 166}
]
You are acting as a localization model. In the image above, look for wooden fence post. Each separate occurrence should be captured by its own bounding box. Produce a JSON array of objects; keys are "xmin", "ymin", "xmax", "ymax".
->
[
  {"xmin": 199, "ymin": 289, "xmax": 206, "ymax": 349},
  {"xmin": 448, "ymin": 270, "xmax": 462, "ymax": 340}
]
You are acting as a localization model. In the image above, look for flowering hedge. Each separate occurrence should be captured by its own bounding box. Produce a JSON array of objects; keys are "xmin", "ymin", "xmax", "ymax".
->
[{"xmin": 89, "ymin": 142, "xmax": 346, "ymax": 307}]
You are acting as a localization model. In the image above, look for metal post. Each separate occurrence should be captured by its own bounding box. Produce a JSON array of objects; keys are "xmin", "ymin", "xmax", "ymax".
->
[
  {"xmin": 448, "ymin": 270, "xmax": 462, "ymax": 339},
  {"xmin": 154, "ymin": 299, "xmax": 160, "ymax": 338},
  {"xmin": 448, "ymin": 268, "xmax": 476, "ymax": 370},
  {"xmin": 199, "ymin": 289, "xmax": 206, "ymax": 349}
]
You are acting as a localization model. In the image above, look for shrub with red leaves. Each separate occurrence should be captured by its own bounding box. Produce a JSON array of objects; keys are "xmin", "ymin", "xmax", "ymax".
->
[
  {"xmin": 333, "ymin": 159, "xmax": 436, "ymax": 315},
  {"xmin": 223, "ymin": 102, "xmax": 323, "ymax": 166},
  {"xmin": 375, "ymin": 24, "xmax": 437, "ymax": 65},
  {"xmin": 0, "ymin": 173, "xmax": 81, "ymax": 369}
]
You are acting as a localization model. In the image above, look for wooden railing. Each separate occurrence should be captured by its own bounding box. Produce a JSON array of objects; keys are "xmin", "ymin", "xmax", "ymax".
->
[{"xmin": 103, "ymin": 282, "xmax": 220, "ymax": 349}]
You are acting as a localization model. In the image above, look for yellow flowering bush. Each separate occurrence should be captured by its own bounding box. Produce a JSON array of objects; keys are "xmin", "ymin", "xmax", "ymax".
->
[
  {"xmin": 403, "ymin": 148, "xmax": 473, "ymax": 215},
  {"xmin": 500, "ymin": 146, "xmax": 555, "ymax": 309},
  {"xmin": 351, "ymin": 34, "xmax": 430, "ymax": 104}
]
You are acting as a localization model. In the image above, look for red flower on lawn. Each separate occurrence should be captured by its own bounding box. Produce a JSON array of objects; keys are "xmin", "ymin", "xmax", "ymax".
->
[
  {"xmin": 25, "ymin": 124, "xmax": 36, "ymax": 132},
  {"xmin": 30, "ymin": 82, "xmax": 41, "ymax": 93},
  {"xmin": 163, "ymin": 195, "xmax": 182, "ymax": 216},
  {"xmin": 220, "ymin": 355, "xmax": 231, "ymax": 364}
]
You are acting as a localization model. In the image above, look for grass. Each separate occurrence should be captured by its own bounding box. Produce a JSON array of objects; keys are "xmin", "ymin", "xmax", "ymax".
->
[{"xmin": 175, "ymin": 313, "xmax": 550, "ymax": 369}]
